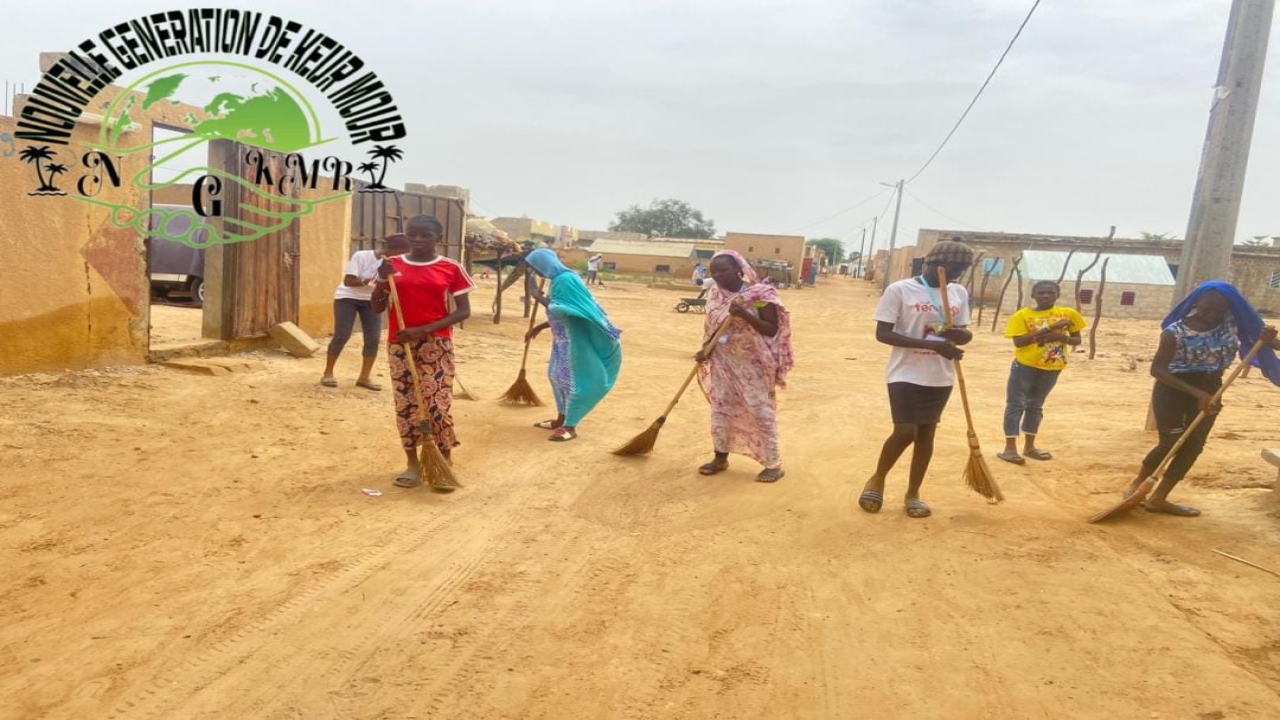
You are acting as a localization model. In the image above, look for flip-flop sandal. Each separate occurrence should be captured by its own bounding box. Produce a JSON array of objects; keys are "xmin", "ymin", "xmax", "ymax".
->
[
  {"xmin": 997, "ymin": 452, "xmax": 1026, "ymax": 465},
  {"xmin": 756, "ymin": 468, "xmax": 785, "ymax": 483},
  {"xmin": 320, "ymin": 376, "xmax": 338, "ymax": 387},
  {"xmin": 698, "ymin": 461, "xmax": 728, "ymax": 476},
  {"xmin": 548, "ymin": 428, "xmax": 577, "ymax": 442},
  {"xmin": 393, "ymin": 470, "xmax": 421, "ymax": 488},
  {"xmin": 533, "ymin": 420, "xmax": 561, "ymax": 430},
  {"xmin": 1143, "ymin": 502, "xmax": 1201, "ymax": 517},
  {"xmin": 858, "ymin": 490, "xmax": 884, "ymax": 513},
  {"xmin": 1025, "ymin": 449, "xmax": 1053, "ymax": 461},
  {"xmin": 355, "ymin": 380, "xmax": 382, "ymax": 391},
  {"xmin": 905, "ymin": 499, "xmax": 932, "ymax": 518}
]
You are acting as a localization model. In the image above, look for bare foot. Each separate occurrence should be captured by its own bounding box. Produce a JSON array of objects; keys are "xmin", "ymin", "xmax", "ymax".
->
[{"xmin": 1143, "ymin": 500, "xmax": 1200, "ymax": 516}]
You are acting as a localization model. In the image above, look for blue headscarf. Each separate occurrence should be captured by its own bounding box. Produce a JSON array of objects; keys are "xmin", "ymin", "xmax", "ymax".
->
[
  {"xmin": 1163, "ymin": 281, "xmax": 1280, "ymax": 387},
  {"xmin": 525, "ymin": 249, "xmax": 623, "ymax": 425}
]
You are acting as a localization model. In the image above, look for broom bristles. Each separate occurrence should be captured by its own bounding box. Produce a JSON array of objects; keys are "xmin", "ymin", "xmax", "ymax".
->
[
  {"xmin": 611, "ymin": 418, "xmax": 665, "ymax": 456},
  {"xmin": 963, "ymin": 452, "xmax": 1004, "ymax": 503},
  {"xmin": 499, "ymin": 370, "xmax": 544, "ymax": 406},
  {"xmin": 417, "ymin": 431, "xmax": 461, "ymax": 492},
  {"xmin": 454, "ymin": 374, "xmax": 478, "ymax": 401}
]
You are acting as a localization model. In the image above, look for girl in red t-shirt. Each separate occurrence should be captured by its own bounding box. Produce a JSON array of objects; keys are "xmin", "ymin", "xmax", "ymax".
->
[{"xmin": 372, "ymin": 215, "xmax": 476, "ymax": 489}]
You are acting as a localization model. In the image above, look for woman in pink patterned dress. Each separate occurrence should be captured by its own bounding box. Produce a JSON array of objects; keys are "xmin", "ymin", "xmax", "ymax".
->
[{"xmin": 694, "ymin": 250, "xmax": 794, "ymax": 482}]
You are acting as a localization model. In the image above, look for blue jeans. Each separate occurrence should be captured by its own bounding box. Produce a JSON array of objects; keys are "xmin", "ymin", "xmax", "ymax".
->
[{"xmin": 1003, "ymin": 361, "xmax": 1061, "ymax": 438}]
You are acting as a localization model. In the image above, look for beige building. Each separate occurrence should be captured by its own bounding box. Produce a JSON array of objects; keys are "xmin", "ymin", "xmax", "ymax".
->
[
  {"xmin": 723, "ymin": 232, "xmax": 806, "ymax": 275},
  {"xmin": 1010, "ymin": 250, "xmax": 1177, "ymax": 320},
  {"xmin": 0, "ymin": 61, "xmax": 353, "ymax": 375},
  {"xmin": 562, "ymin": 238, "xmax": 701, "ymax": 279},
  {"xmin": 900, "ymin": 229, "xmax": 1280, "ymax": 314}
]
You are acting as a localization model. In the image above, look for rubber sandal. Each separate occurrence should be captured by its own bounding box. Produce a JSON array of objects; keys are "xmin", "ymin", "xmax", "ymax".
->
[
  {"xmin": 533, "ymin": 420, "xmax": 560, "ymax": 430},
  {"xmin": 858, "ymin": 490, "xmax": 883, "ymax": 514},
  {"xmin": 320, "ymin": 376, "xmax": 338, "ymax": 387},
  {"xmin": 756, "ymin": 468, "xmax": 785, "ymax": 483},
  {"xmin": 905, "ymin": 499, "xmax": 932, "ymax": 518},
  {"xmin": 1025, "ymin": 449, "xmax": 1053, "ymax": 461},
  {"xmin": 698, "ymin": 461, "xmax": 728, "ymax": 476},
  {"xmin": 355, "ymin": 380, "xmax": 382, "ymax": 391},
  {"xmin": 548, "ymin": 428, "xmax": 577, "ymax": 442},
  {"xmin": 393, "ymin": 470, "xmax": 421, "ymax": 488},
  {"xmin": 997, "ymin": 452, "xmax": 1026, "ymax": 465}
]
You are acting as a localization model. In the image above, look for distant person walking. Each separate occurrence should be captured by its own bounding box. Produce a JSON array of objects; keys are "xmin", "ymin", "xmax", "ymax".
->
[
  {"xmin": 858, "ymin": 240, "xmax": 974, "ymax": 519},
  {"xmin": 524, "ymin": 249, "xmax": 623, "ymax": 442},
  {"xmin": 695, "ymin": 251, "xmax": 793, "ymax": 483},
  {"xmin": 998, "ymin": 280, "xmax": 1087, "ymax": 465},
  {"xmin": 586, "ymin": 254, "xmax": 605, "ymax": 286},
  {"xmin": 371, "ymin": 215, "xmax": 475, "ymax": 488},
  {"xmin": 321, "ymin": 234, "xmax": 411, "ymax": 390},
  {"xmin": 692, "ymin": 263, "xmax": 707, "ymax": 287}
]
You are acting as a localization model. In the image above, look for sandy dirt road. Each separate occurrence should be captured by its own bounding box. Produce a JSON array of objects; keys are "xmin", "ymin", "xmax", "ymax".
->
[{"xmin": 2, "ymin": 278, "xmax": 1279, "ymax": 719}]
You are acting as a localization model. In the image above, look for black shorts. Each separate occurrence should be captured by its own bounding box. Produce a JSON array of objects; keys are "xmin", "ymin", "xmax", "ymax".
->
[{"xmin": 887, "ymin": 382, "xmax": 953, "ymax": 425}]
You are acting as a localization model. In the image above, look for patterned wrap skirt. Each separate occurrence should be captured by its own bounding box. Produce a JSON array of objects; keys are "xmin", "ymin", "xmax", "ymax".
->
[{"xmin": 388, "ymin": 336, "xmax": 458, "ymax": 452}]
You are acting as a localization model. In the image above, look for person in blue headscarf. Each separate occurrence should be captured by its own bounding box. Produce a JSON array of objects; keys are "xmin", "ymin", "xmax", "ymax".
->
[
  {"xmin": 524, "ymin": 248, "xmax": 624, "ymax": 441},
  {"xmin": 1125, "ymin": 281, "xmax": 1279, "ymax": 516}
]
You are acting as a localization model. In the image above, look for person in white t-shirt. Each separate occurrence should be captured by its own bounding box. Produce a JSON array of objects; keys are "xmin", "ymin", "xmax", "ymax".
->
[
  {"xmin": 321, "ymin": 234, "xmax": 411, "ymax": 390},
  {"xmin": 859, "ymin": 239, "xmax": 974, "ymax": 519}
]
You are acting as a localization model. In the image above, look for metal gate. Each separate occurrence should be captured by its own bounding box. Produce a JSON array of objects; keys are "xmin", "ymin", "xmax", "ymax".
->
[{"xmin": 349, "ymin": 181, "xmax": 465, "ymax": 259}]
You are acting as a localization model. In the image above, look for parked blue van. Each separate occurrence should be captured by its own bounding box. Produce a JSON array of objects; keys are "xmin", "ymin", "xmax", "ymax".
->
[{"xmin": 149, "ymin": 205, "xmax": 209, "ymax": 304}]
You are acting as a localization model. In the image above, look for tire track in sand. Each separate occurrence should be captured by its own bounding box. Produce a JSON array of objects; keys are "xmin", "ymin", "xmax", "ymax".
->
[{"xmin": 106, "ymin": 469, "xmax": 538, "ymax": 720}]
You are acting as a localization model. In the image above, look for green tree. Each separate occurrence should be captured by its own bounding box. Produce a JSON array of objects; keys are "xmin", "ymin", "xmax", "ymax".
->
[
  {"xmin": 1140, "ymin": 232, "xmax": 1176, "ymax": 242},
  {"xmin": 608, "ymin": 198, "xmax": 715, "ymax": 239},
  {"xmin": 1242, "ymin": 235, "xmax": 1274, "ymax": 247},
  {"xmin": 806, "ymin": 237, "xmax": 845, "ymax": 264}
]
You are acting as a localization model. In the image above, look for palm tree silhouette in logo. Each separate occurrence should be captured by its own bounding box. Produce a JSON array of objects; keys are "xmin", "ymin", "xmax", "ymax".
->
[
  {"xmin": 357, "ymin": 161, "xmax": 380, "ymax": 186},
  {"xmin": 366, "ymin": 145, "xmax": 403, "ymax": 190},
  {"xmin": 20, "ymin": 145, "xmax": 64, "ymax": 193},
  {"xmin": 45, "ymin": 163, "xmax": 69, "ymax": 191}
]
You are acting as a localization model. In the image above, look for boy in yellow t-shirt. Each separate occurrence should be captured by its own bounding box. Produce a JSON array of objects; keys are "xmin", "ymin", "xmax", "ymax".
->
[{"xmin": 998, "ymin": 280, "xmax": 1087, "ymax": 464}]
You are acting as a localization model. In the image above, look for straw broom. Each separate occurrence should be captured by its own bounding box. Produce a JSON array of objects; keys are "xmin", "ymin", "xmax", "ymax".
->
[
  {"xmin": 1088, "ymin": 337, "xmax": 1267, "ymax": 523},
  {"xmin": 387, "ymin": 275, "xmax": 461, "ymax": 492},
  {"xmin": 499, "ymin": 277, "xmax": 547, "ymax": 406},
  {"xmin": 612, "ymin": 313, "xmax": 735, "ymax": 456},
  {"xmin": 445, "ymin": 294, "xmax": 479, "ymax": 401},
  {"xmin": 937, "ymin": 268, "xmax": 1004, "ymax": 502}
]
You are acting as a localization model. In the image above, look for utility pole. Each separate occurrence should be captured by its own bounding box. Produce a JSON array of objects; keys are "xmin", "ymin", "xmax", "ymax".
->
[
  {"xmin": 1174, "ymin": 0, "xmax": 1275, "ymax": 300},
  {"xmin": 866, "ymin": 217, "xmax": 879, "ymax": 281},
  {"xmin": 856, "ymin": 228, "xmax": 867, "ymax": 278},
  {"xmin": 881, "ymin": 179, "xmax": 904, "ymax": 291}
]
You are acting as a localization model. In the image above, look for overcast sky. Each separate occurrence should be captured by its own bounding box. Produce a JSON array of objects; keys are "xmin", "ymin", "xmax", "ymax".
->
[{"xmin": 5, "ymin": 0, "xmax": 1278, "ymax": 249}]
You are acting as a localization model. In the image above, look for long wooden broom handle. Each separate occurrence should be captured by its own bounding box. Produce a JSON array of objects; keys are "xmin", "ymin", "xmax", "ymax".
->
[
  {"xmin": 658, "ymin": 313, "xmax": 737, "ymax": 418},
  {"xmin": 386, "ymin": 274, "xmax": 431, "ymax": 426},
  {"xmin": 519, "ymin": 277, "xmax": 548, "ymax": 369},
  {"xmin": 1147, "ymin": 337, "xmax": 1267, "ymax": 479},
  {"xmin": 935, "ymin": 268, "xmax": 978, "ymax": 430}
]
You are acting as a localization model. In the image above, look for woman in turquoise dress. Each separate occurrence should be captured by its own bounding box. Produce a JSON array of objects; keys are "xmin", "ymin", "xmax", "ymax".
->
[{"xmin": 524, "ymin": 249, "xmax": 623, "ymax": 441}]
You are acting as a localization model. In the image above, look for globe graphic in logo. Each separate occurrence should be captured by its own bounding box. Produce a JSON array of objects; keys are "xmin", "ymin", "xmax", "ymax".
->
[{"xmin": 92, "ymin": 62, "xmax": 338, "ymax": 248}]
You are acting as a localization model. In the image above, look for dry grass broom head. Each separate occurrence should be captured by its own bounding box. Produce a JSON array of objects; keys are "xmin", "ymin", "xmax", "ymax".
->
[
  {"xmin": 964, "ymin": 453, "xmax": 1004, "ymax": 503},
  {"xmin": 417, "ymin": 434, "xmax": 460, "ymax": 493},
  {"xmin": 498, "ymin": 370, "xmax": 544, "ymax": 406},
  {"xmin": 454, "ymin": 374, "xmax": 479, "ymax": 401},
  {"xmin": 611, "ymin": 418, "xmax": 665, "ymax": 456}
]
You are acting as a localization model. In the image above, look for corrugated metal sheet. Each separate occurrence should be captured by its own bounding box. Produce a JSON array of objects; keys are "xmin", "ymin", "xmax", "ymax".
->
[
  {"xmin": 1020, "ymin": 250, "xmax": 1175, "ymax": 286},
  {"xmin": 586, "ymin": 238, "xmax": 698, "ymax": 259}
]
